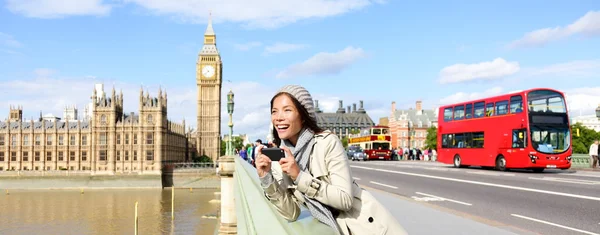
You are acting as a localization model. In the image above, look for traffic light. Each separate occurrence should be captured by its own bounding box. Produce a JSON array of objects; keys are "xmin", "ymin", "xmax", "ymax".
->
[{"xmin": 576, "ymin": 128, "xmax": 580, "ymax": 137}]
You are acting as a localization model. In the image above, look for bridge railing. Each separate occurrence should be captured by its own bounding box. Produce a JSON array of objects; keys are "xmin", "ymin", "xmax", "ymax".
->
[{"xmin": 233, "ymin": 157, "xmax": 336, "ymax": 235}]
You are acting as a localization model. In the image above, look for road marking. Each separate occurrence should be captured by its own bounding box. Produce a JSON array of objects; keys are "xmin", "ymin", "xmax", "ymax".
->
[
  {"xmin": 511, "ymin": 214, "xmax": 599, "ymax": 235},
  {"xmin": 411, "ymin": 196, "xmax": 444, "ymax": 202},
  {"xmin": 467, "ymin": 171, "xmax": 515, "ymax": 177},
  {"xmin": 568, "ymin": 173, "xmax": 600, "ymax": 178},
  {"xmin": 351, "ymin": 165, "xmax": 600, "ymax": 202},
  {"xmin": 352, "ymin": 177, "xmax": 361, "ymax": 180},
  {"xmin": 369, "ymin": 181, "xmax": 398, "ymax": 189},
  {"xmin": 529, "ymin": 177, "xmax": 600, "ymax": 185},
  {"xmin": 416, "ymin": 192, "xmax": 472, "ymax": 206}
]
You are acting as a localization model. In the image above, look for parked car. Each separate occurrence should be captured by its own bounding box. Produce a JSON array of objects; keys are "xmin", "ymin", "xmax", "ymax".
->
[{"xmin": 347, "ymin": 145, "xmax": 366, "ymax": 161}]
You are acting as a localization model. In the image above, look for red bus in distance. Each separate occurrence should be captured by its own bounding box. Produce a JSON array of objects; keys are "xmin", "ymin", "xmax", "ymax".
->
[
  {"xmin": 348, "ymin": 125, "xmax": 392, "ymax": 160},
  {"xmin": 437, "ymin": 88, "xmax": 572, "ymax": 172}
]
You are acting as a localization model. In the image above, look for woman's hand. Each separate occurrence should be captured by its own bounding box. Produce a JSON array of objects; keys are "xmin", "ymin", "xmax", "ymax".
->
[
  {"xmin": 255, "ymin": 145, "xmax": 272, "ymax": 178},
  {"xmin": 279, "ymin": 146, "xmax": 301, "ymax": 181}
]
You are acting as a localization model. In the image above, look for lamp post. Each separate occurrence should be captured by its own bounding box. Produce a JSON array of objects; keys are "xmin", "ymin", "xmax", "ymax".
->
[
  {"xmin": 595, "ymin": 104, "xmax": 600, "ymax": 120},
  {"xmin": 408, "ymin": 121, "xmax": 415, "ymax": 160},
  {"xmin": 227, "ymin": 90, "xmax": 235, "ymax": 156}
]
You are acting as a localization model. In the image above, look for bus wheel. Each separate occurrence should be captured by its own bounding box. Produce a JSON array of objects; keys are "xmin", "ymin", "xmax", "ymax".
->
[
  {"xmin": 453, "ymin": 155, "xmax": 462, "ymax": 168},
  {"xmin": 495, "ymin": 156, "xmax": 507, "ymax": 171}
]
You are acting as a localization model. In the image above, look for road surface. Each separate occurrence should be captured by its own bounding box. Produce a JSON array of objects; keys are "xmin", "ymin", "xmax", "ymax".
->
[{"xmin": 350, "ymin": 160, "xmax": 600, "ymax": 235}]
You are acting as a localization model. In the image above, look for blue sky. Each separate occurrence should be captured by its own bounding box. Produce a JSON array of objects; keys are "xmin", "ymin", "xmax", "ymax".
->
[{"xmin": 1, "ymin": 0, "xmax": 599, "ymax": 141}]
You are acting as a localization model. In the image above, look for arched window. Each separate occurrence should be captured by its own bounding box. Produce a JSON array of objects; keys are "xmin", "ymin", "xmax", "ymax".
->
[
  {"xmin": 100, "ymin": 114, "xmax": 107, "ymax": 124},
  {"xmin": 147, "ymin": 114, "xmax": 153, "ymax": 124}
]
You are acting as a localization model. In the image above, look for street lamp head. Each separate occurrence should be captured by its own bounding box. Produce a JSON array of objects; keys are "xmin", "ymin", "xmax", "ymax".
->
[
  {"xmin": 595, "ymin": 104, "xmax": 600, "ymax": 119},
  {"xmin": 227, "ymin": 90, "xmax": 235, "ymax": 114}
]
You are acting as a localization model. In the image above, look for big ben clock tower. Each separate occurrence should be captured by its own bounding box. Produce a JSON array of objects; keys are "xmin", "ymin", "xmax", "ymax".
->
[{"xmin": 196, "ymin": 15, "xmax": 222, "ymax": 161}]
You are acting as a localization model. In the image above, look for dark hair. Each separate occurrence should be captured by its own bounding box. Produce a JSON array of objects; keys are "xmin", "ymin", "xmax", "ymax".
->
[{"xmin": 270, "ymin": 92, "xmax": 323, "ymax": 146}]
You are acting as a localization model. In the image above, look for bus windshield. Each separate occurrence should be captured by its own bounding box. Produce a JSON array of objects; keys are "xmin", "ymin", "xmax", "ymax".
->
[
  {"xmin": 527, "ymin": 90, "xmax": 567, "ymax": 113},
  {"xmin": 530, "ymin": 126, "xmax": 570, "ymax": 154},
  {"xmin": 373, "ymin": 142, "xmax": 390, "ymax": 150}
]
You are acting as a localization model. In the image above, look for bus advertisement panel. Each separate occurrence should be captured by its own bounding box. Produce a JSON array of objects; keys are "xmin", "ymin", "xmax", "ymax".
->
[
  {"xmin": 437, "ymin": 88, "xmax": 572, "ymax": 172},
  {"xmin": 348, "ymin": 126, "xmax": 392, "ymax": 160}
]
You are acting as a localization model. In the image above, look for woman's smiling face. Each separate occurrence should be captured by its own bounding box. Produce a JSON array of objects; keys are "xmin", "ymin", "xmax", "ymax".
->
[{"xmin": 271, "ymin": 94, "xmax": 303, "ymax": 145}]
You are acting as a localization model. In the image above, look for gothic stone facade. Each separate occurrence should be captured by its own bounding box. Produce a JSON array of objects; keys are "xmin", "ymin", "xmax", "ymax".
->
[
  {"xmin": 196, "ymin": 17, "xmax": 222, "ymax": 161},
  {"xmin": 0, "ymin": 87, "xmax": 188, "ymax": 174},
  {"xmin": 314, "ymin": 100, "xmax": 376, "ymax": 139}
]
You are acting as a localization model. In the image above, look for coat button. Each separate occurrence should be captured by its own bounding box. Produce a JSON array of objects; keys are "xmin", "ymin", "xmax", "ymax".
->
[{"xmin": 368, "ymin": 217, "xmax": 374, "ymax": 223}]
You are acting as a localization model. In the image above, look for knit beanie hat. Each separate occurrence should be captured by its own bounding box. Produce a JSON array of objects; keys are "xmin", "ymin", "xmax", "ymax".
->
[{"xmin": 276, "ymin": 85, "xmax": 316, "ymax": 121}]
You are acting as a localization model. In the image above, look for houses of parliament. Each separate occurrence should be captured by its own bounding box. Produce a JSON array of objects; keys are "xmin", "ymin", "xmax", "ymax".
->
[
  {"xmin": 0, "ymin": 84, "xmax": 190, "ymax": 174},
  {"xmin": 0, "ymin": 18, "xmax": 224, "ymax": 174}
]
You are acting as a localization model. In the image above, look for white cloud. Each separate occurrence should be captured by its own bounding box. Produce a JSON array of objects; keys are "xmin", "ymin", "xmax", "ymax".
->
[
  {"xmin": 275, "ymin": 46, "xmax": 366, "ymax": 79},
  {"xmin": 233, "ymin": 41, "xmax": 262, "ymax": 51},
  {"xmin": 438, "ymin": 58, "xmax": 520, "ymax": 84},
  {"xmin": 0, "ymin": 69, "xmax": 281, "ymax": 142},
  {"xmin": 439, "ymin": 87, "xmax": 504, "ymax": 105},
  {"xmin": 525, "ymin": 59, "xmax": 600, "ymax": 77},
  {"xmin": 263, "ymin": 42, "xmax": 308, "ymax": 55},
  {"xmin": 6, "ymin": 0, "xmax": 112, "ymax": 18},
  {"xmin": 0, "ymin": 32, "xmax": 22, "ymax": 47},
  {"xmin": 564, "ymin": 87, "xmax": 600, "ymax": 116},
  {"xmin": 122, "ymin": 0, "xmax": 382, "ymax": 29},
  {"xmin": 508, "ymin": 11, "xmax": 600, "ymax": 49}
]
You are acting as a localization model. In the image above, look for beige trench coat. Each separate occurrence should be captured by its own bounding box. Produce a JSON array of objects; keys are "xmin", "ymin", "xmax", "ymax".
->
[{"xmin": 261, "ymin": 131, "xmax": 408, "ymax": 235}]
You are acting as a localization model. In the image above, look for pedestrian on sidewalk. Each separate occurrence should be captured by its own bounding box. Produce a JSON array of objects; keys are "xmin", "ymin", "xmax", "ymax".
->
[
  {"xmin": 256, "ymin": 85, "xmax": 407, "ymax": 235},
  {"xmin": 590, "ymin": 140, "xmax": 599, "ymax": 168}
]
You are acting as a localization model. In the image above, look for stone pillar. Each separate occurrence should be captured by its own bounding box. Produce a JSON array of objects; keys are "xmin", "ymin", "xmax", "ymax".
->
[{"xmin": 218, "ymin": 156, "xmax": 236, "ymax": 234}]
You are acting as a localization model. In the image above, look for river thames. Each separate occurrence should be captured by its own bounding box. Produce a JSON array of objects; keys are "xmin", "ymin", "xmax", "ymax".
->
[{"xmin": 0, "ymin": 188, "xmax": 219, "ymax": 235}]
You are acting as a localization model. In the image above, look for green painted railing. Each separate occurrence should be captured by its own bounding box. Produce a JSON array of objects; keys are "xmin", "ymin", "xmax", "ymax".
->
[
  {"xmin": 571, "ymin": 154, "xmax": 592, "ymax": 169},
  {"xmin": 234, "ymin": 157, "xmax": 336, "ymax": 235}
]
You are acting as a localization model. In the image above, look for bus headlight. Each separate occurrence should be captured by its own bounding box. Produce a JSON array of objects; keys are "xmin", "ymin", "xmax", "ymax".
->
[
  {"xmin": 567, "ymin": 156, "xmax": 572, "ymax": 162},
  {"xmin": 529, "ymin": 154, "xmax": 538, "ymax": 163}
]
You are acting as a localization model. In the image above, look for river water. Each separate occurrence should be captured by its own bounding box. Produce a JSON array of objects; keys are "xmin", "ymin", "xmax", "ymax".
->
[{"xmin": 0, "ymin": 188, "xmax": 219, "ymax": 235}]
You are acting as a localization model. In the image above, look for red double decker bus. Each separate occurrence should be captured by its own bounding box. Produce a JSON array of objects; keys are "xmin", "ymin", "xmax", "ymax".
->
[
  {"xmin": 437, "ymin": 88, "xmax": 572, "ymax": 172},
  {"xmin": 348, "ymin": 126, "xmax": 392, "ymax": 160}
]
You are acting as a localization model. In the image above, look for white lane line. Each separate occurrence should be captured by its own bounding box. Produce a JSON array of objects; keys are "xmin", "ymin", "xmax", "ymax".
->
[
  {"xmin": 351, "ymin": 165, "xmax": 600, "ymax": 202},
  {"xmin": 369, "ymin": 181, "xmax": 398, "ymax": 189},
  {"xmin": 467, "ymin": 171, "xmax": 515, "ymax": 177},
  {"xmin": 529, "ymin": 177, "xmax": 600, "ymax": 185},
  {"xmin": 352, "ymin": 177, "xmax": 361, "ymax": 180},
  {"xmin": 511, "ymin": 214, "xmax": 599, "ymax": 235},
  {"xmin": 415, "ymin": 192, "xmax": 472, "ymax": 206},
  {"xmin": 567, "ymin": 173, "xmax": 600, "ymax": 179}
]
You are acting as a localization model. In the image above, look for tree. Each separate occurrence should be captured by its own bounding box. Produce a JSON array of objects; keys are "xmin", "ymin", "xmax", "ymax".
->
[
  {"xmin": 571, "ymin": 123, "xmax": 600, "ymax": 154},
  {"xmin": 192, "ymin": 154, "xmax": 212, "ymax": 163},
  {"xmin": 341, "ymin": 129, "xmax": 360, "ymax": 149},
  {"xmin": 424, "ymin": 126, "xmax": 438, "ymax": 150},
  {"xmin": 220, "ymin": 136, "xmax": 245, "ymax": 156}
]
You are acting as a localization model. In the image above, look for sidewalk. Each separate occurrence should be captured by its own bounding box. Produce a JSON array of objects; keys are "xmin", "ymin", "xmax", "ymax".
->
[{"xmin": 364, "ymin": 186, "xmax": 535, "ymax": 235}]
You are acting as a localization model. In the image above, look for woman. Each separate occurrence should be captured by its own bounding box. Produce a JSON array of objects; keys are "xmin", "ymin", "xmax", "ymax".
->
[{"xmin": 255, "ymin": 85, "xmax": 407, "ymax": 235}]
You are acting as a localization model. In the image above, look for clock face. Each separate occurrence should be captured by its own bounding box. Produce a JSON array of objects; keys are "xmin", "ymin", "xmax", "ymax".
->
[{"xmin": 202, "ymin": 65, "xmax": 215, "ymax": 78}]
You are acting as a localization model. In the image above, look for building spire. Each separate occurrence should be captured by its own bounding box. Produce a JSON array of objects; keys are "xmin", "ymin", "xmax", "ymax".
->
[{"xmin": 205, "ymin": 11, "xmax": 215, "ymax": 36}]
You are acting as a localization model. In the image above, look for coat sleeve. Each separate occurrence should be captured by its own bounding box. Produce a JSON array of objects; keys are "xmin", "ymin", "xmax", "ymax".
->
[
  {"xmin": 260, "ymin": 163, "xmax": 301, "ymax": 221},
  {"xmin": 295, "ymin": 135, "xmax": 354, "ymax": 211}
]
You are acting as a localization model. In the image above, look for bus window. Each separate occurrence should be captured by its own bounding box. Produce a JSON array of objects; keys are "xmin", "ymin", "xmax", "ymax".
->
[
  {"xmin": 454, "ymin": 105, "xmax": 465, "ymax": 120},
  {"xmin": 472, "ymin": 132, "xmax": 484, "ymax": 148},
  {"xmin": 512, "ymin": 129, "xmax": 526, "ymax": 148},
  {"xmin": 465, "ymin": 104, "xmax": 473, "ymax": 119},
  {"xmin": 442, "ymin": 134, "xmax": 454, "ymax": 148},
  {"xmin": 373, "ymin": 142, "xmax": 390, "ymax": 150},
  {"xmin": 485, "ymin": 103, "xmax": 494, "ymax": 116},
  {"xmin": 510, "ymin": 95, "xmax": 523, "ymax": 113},
  {"xmin": 455, "ymin": 133, "xmax": 465, "ymax": 148},
  {"xmin": 382, "ymin": 129, "xmax": 389, "ymax": 135},
  {"xmin": 463, "ymin": 133, "xmax": 473, "ymax": 148},
  {"xmin": 527, "ymin": 90, "xmax": 567, "ymax": 113},
  {"xmin": 495, "ymin": 101, "xmax": 508, "ymax": 115},
  {"xmin": 444, "ymin": 108, "xmax": 453, "ymax": 121},
  {"xmin": 372, "ymin": 128, "xmax": 381, "ymax": 135},
  {"xmin": 474, "ymin": 102, "xmax": 485, "ymax": 118}
]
